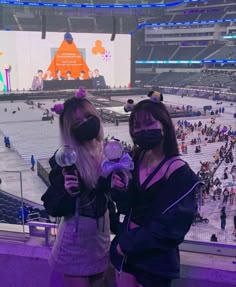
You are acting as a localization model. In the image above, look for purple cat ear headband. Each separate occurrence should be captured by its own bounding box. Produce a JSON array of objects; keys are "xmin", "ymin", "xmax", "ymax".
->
[
  {"xmin": 51, "ymin": 87, "xmax": 87, "ymax": 115},
  {"xmin": 124, "ymin": 91, "xmax": 163, "ymax": 112}
]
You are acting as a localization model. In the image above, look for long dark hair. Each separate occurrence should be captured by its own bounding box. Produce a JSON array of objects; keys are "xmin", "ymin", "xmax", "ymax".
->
[{"xmin": 129, "ymin": 99, "xmax": 179, "ymax": 157}]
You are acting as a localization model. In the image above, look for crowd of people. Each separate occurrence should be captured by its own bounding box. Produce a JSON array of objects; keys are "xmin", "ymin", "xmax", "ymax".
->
[
  {"xmin": 168, "ymin": 117, "xmax": 236, "ymax": 242},
  {"xmin": 1, "ymin": 90, "xmax": 235, "ymax": 287}
]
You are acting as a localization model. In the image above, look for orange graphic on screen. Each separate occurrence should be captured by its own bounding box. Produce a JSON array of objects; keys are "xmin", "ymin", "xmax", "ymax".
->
[
  {"xmin": 46, "ymin": 40, "xmax": 90, "ymax": 80},
  {"xmin": 92, "ymin": 40, "xmax": 105, "ymax": 55}
]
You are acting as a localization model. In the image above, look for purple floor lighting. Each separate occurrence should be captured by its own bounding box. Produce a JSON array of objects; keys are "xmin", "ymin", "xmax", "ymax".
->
[{"xmin": 4, "ymin": 67, "xmax": 9, "ymax": 92}]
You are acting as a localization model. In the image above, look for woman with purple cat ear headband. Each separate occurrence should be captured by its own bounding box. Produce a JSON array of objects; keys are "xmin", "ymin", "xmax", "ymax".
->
[
  {"xmin": 110, "ymin": 91, "xmax": 203, "ymax": 287},
  {"xmin": 42, "ymin": 87, "xmax": 113, "ymax": 287}
]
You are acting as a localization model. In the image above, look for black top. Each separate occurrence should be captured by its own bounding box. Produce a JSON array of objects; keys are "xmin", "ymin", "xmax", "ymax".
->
[
  {"xmin": 92, "ymin": 75, "xmax": 106, "ymax": 89},
  {"xmin": 110, "ymin": 154, "xmax": 202, "ymax": 279},
  {"xmin": 41, "ymin": 155, "xmax": 110, "ymax": 219}
]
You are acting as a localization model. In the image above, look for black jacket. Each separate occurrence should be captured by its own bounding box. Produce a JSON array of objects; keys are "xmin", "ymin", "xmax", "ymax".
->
[
  {"xmin": 41, "ymin": 155, "xmax": 110, "ymax": 219},
  {"xmin": 110, "ymin": 159, "xmax": 202, "ymax": 279}
]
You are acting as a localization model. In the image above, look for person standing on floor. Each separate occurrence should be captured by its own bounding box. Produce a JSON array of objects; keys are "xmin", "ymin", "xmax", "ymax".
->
[
  {"xmin": 5, "ymin": 137, "xmax": 10, "ymax": 148},
  {"xmin": 31, "ymin": 155, "xmax": 36, "ymax": 171},
  {"xmin": 222, "ymin": 188, "xmax": 229, "ymax": 204},
  {"xmin": 220, "ymin": 206, "xmax": 226, "ymax": 231},
  {"xmin": 233, "ymin": 213, "xmax": 236, "ymax": 236}
]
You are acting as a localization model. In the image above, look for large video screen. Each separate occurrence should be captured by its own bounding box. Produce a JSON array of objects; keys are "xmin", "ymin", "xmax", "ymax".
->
[{"xmin": 0, "ymin": 31, "xmax": 131, "ymax": 91}]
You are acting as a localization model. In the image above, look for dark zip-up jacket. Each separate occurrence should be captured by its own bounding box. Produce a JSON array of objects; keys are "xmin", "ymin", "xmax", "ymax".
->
[
  {"xmin": 110, "ymin": 156, "xmax": 202, "ymax": 279},
  {"xmin": 41, "ymin": 154, "xmax": 109, "ymax": 219}
]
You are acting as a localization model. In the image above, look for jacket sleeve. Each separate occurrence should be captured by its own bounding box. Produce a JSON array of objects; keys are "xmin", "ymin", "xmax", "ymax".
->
[
  {"xmin": 41, "ymin": 155, "xmax": 76, "ymax": 217},
  {"xmin": 110, "ymin": 188, "xmax": 132, "ymax": 215},
  {"xmin": 118, "ymin": 167, "xmax": 200, "ymax": 255}
]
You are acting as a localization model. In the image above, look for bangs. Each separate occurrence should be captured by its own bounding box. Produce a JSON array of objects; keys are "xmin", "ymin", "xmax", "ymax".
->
[
  {"xmin": 133, "ymin": 110, "xmax": 153, "ymax": 125},
  {"xmin": 131, "ymin": 101, "xmax": 163, "ymax": 127},
  {"xmin": 65, "ymin": 99, "xmax": 96, "ymax": 123},
  {"xmin": 129, "ymin": 99, "xmax": 179, "ymax": 157}
]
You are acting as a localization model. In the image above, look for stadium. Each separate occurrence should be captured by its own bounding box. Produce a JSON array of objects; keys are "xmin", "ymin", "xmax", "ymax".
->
[{"xmin": 0, "ymin": 1, "xmax": 235, "ymax": 286}]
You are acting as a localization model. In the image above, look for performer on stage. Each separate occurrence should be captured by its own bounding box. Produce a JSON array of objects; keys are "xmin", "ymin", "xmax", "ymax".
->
[
  {"xmin": 45, "ymin": 70, "xmax": 53, "ymax": 80},
  {"xmin": 66, "ymin": 71, "xmax": 74, "ymax": 80},
  {"xmin": 32, "ymin": 69, "xmax": 44, "ymax": 90},
  {"xmin": 92, "ymin": 69, "xmax": 106, "ymax": 89},
  {"xmin": 78, "ymin": 70, "xmax": 85, "ymax": 80},
  {"xmin": 55, "ymin": 70, "xmax": 64, "ymax": 80}
]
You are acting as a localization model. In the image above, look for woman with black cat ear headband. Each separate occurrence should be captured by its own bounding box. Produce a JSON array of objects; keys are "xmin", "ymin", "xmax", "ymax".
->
[{"xmin": 110, "ymin": 91, "xmax": 203, "ymax": 287}]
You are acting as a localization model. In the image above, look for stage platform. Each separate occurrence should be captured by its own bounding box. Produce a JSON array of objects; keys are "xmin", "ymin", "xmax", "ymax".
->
[{"xmin": 0, "ymin": 88, "xmax": 205, "ymax": 125}]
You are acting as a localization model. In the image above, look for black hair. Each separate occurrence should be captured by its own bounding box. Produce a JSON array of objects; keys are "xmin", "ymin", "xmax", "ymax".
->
[{"xmin": 129, "ymin": 99, "xmax": 179, "ymax": 157}]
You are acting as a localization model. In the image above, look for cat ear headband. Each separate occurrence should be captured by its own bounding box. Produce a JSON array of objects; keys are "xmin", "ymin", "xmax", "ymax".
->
[
  {"xmin": 51, "ymin": 87, "xmax": 87, "ymax": 115},
  {"xmin": 124, "ymin": 90, "xmax": 163, "ymax": 112}
]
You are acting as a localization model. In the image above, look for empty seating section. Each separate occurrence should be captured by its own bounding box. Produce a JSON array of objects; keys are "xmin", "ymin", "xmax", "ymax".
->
[
  {"xmin": 96, "ymin": 16, "xmax": 112, "ymax": 33},
  {"xmin": 136, "ymin": 44, "xmax": 235, "ymax": 62},
  {"xmin": 46, "ymin": 16, "xmax": 68, "ymax": 32},
  {"xmin": 117, "ymin": 0, "xmax": 139, "ymax": 3},
  {"xmin": 187, "ymin": 0, "xmax": 223, "ymax": 7},
  {"xmin": 146, "ymin": 15, "xmax": 173, "ymax": 23},
  {"xmin": 93, "ymin": 0, "xmax": 116, "ymax": 3},
  {"xmin": 136, "ymin": 71, "xmax": 236, "ymax": 91},
  {"xmin": 226, "ymin": 5, "xmax": 236, "ymax": 12},
  {"xmin": 28, "ymin": 0, "xmax": 65, "ymax": 2},
  {"xmin": 153, "ymin": 72, "xmax": 195, "ymax": 86},
  {"xmin": 18, "ymin": 16, "xmax": 41, "ymax": 31},
  {"xmin": 150, "ymin": 45, "xmax": 178, "ymax": 60},
  {"xmin": 172, "ymin": 13, "xmax": 198, "ymax": 23},
  {"xmin": 136, "ymin": 45, "xmax": 152, "ymax": 60},
  {"xmin": 0, "ymin": 191, "xmax": 48, "ymax": 224},
  {"xmin": 198, "ymin": 11, "xmax": 225, "ymax": 21},
  {"xmin": 193, "ymin": 44, "xmax": 223, "ymax": 60},
  {"xmin": 226, "ymin": 0, "xmax": 236, "ymax": 3},
  {"xmin": 135, "ymin": 73, "xmax": 156, "ymax": 85},
  {"xmin": 122, "ymin": 16, "xmax": 137, "ymax": 33},
  {"xmin": 172, "ymin": 47, "xmax": 201, "ymax": 60},
  {"xmin": 224, "ymin": 12, "xmax": 236, "ymax": 18},
  {"xmin": 209, "ymin": 45, "xmax": 236, "ymax": 59},
  {"xmin": 1, "ymin": 9, "xmax": 18, "ymax": 30},
  {"xmin": 148, "ymin": 0, "xmax": 173, "ymax": 3},
  {"xmin": 70, "ymin": 18, "xmax": 95, "ymax": 33}
]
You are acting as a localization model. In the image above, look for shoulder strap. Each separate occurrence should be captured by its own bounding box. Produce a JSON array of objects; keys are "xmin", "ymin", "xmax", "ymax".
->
[
  {"xmin": 141, "ymin": 156, "xmax": 170, "ymax": 191},
  {"xmin": 141, "ymin": 156, "xmax": 186, "ymax": 191},
  {"xmin": 162, "ymin": 157, "xmax": 187, "ymax": 179}
]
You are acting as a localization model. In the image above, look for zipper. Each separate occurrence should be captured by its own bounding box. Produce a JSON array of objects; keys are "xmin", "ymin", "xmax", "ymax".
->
[
  {"xmin": 118, "ymin": 255, "xmax": 128, "ymax": 279},
  {"xmin": 117, "ymin": 175, "xmax": 202, "ymax": 278}
]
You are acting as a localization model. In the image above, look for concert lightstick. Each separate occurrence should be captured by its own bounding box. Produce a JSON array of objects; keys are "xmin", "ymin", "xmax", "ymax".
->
[
  {"xmin": 102, "ymin": 140, "xmax": 134, "ymax": 191},
  {"xmin": 55, "ymin": 145, "xmax": 79, "ymax": 195}
]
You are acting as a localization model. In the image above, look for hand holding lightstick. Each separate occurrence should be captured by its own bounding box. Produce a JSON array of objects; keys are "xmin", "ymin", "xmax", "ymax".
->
[
  {"xmin": 55, "ymin": 145, "xmax": 80, "ymax": 196},
  {"xmin": 102, "ymin": 140, "xmax": 134, "ymax": 191}
]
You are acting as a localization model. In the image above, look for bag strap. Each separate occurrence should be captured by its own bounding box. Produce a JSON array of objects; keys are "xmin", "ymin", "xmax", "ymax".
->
[
  {"xmin": 141, "ymin": 156, "xmax": 186, "ymax": 192},
  {"xmin": 141, "ymin": 157, "xmax": 169, "ymax": 191}
]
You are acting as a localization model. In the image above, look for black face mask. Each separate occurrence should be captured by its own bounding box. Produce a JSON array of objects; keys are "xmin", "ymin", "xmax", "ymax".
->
[
  {"xmin": 72, "ymin": 116, "xmax": 100, "ymax": 142},
  {"xmin": 133, "ymin": 129, "xmax": 164, "ymax": 150}
]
